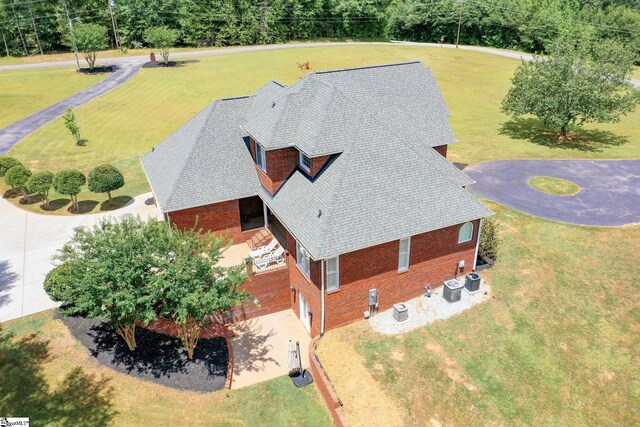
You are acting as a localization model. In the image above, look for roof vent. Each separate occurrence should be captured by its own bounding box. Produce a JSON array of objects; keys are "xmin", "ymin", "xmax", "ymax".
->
[
  {"xmin": 317, "ymin": 209, "xmax": 322, "ymax": 218},
  {"xmin": 272, "ymin": 101, "xmax": 276, "ymax": 108}
]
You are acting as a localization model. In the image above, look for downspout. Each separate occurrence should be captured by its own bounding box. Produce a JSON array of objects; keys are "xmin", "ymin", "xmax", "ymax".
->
[
  {"xmin": 473, "ymin": 219, "xmax": 483, "ymax": 270},
  {"xmin": 320, "ymin": 259, "xmax": 325, "ymax": 335}
]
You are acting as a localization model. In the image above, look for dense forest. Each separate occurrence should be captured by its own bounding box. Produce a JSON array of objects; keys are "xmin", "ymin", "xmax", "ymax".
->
[{"xmin": 1, "ymin": 0, "xmax": 638, "ymax": 60}]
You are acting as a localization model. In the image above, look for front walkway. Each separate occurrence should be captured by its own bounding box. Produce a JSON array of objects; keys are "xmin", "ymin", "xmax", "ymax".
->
[
  {"xmin": 465, "ymin": 159, "xmax": 640, "ymax": 226},
  {"xmin": 0, "ymin": 192, "xmax": 161, "ymax": 323},
  {"xmin": 231, "ymin": 309, "xmax": 310, "ymax": 389}
]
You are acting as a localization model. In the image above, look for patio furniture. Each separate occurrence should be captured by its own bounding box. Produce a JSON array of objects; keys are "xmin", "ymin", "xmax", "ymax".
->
[
  {"xmin": 248, "ymin": 239, "xmax": 278, "ymax": 259},
  {"xmin": 254, "ymin": 247, "xmax": 286, "ymax": 270}
]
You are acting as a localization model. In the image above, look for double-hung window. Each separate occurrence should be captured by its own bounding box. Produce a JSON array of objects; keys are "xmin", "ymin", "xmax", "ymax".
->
[
  {"xmin": 255, "ymin": 143, "xmax": 267, "ymax": 172},
  {"xmin": 296, "ymin": 240, "xmax": 311, "ymax": 278},
  {"xmin": 398, "ymin": 237, "xmax": 411, "ymax": 272},
  {"xmin": 326, "ymin": 256, "xmax": 339, "ymax": 291},
  {"xmin": 299, "ymin": 151, "xmax": 311, "ymax": 173}
]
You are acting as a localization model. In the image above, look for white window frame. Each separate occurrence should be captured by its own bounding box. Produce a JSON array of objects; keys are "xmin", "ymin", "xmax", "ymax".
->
[
  {"xmin": 458, "ymin": 222, "xmax": 474, "ymax": 243},
  {"xmin": 255, "ymin": 142, "xmax": 267, "ymax": 172},
  {"xmin": 296, "ymin": 240, "xmax": 311, "ymax": 278},
  {"xmin": 398, "ymin": 237, "xmax": 411, "ymax": 272},
  {"xmin": 299, "ymin": 151, "xmax": 311, "ymax": 173},
  {"xmin": 326, "ymin": 256, "xmax": 339, "ymax": 292}
]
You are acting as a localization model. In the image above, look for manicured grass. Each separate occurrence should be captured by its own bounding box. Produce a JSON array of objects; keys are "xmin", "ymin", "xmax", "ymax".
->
[
  {"xmin": 1, "ymin": 310, "xmax": 331, "ymax": 426},
  {"xmin": 318, "ymin": 202, "xmax": 640, "ymax": 426},
  {"xmin": 0, "ymin": 67, "xmax": 105, "ymax": 129},
  {"xmin": 3, "ymin": 44, "xmax": 639, "ymax": 215},
  {"xmin": 528, "ymin": 176, "xmax": 580, "ymax": 195}
]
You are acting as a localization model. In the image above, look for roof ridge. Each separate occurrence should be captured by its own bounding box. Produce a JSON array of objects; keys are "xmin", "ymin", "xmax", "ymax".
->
[
  {"xmin": 312, "ymin": 61, "xmax": 422, "ymax": 75},
  {"xmin": 164, "ymin": 101, "xmax": 219, "ymax": 209}
]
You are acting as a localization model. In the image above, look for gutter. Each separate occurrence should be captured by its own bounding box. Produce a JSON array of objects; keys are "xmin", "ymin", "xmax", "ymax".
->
[
  {"xmin": 321, "ymin": 259, "xmax": 326, "ymax": 335},
  {"xmin": 473, "ymin": 219, "xmax": 483, "ymax": 270}
]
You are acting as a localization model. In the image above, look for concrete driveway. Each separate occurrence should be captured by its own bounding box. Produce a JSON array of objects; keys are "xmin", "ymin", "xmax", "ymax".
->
[
  {"xmin": 0, "ymin": 193, "xmax": 161, "ymax": 323},
  {"xmin": 465, "ymin": 159, "xmax": 640, "ymax": 226}
]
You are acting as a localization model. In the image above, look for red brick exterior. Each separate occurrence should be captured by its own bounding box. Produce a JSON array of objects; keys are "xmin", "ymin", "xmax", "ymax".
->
[
  {"xmin": 309, "ymin": 154, "xmax": 333, "ymax": 177},
  {"xmin": 434, "ymin": 144, "xmax": 448, "ymax": 158},
  {"xmin": 227, "ymin": 267, "xmax": 291, "ymax": 322},
  {"xmin": 167, "ymin": 200, "xmax": 255, "ymax": 244},
  {"xmin": 249, "ymin": 137, "xmax": 298, "ymax": 194}
]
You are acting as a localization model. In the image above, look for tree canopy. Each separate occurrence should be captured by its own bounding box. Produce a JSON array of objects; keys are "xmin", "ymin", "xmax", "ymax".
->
[
  {"xmin": 26, "ymin": 171, "xmax": 54, "ymax": 208},
  {"xmin": 69, "ymin": 23, "xmax": 108, "ymax": 69},
  {"xmin": 144, "ymin": 26, "xmax": 178, "ymax": 63},
  {"xmin": 53, "ymin": 169, "xmax": 86, "ymax": 211},
  {"xmin": 502, "ymin": 35, "xmax": 640, "ymax": 137},
  {"xmin": 0, "ymin": 156, "xmax": 22, "ymax": 177},
  {"xmin": 5, "ymin": 164, "xmax": 31, "ymax": 194},
  {"xmin": 88, "ymin": 164, "xmax": 125, "ymax": 204}
]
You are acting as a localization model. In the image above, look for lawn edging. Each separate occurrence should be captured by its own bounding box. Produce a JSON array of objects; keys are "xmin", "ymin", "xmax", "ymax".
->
[{"xmin": 309, "ymin": 335, "xmax": 349, "ymax": 427}]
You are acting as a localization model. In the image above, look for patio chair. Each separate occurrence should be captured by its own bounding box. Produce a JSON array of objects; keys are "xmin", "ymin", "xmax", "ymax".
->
[
  {"xmin": 254, "ymin": 247, "xmax": 286, "ymax": 271},
  {"xmin": 248, "ymin": 238, "xmax": 279, "ymax": 259}
]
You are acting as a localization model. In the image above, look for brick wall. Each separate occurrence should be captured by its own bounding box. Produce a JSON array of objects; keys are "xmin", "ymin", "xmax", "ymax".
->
[
  {"xmin": 226, "ymin": 267, "xmax": 291, "ymax": 322},
  {"xmin": 324, "ymin": 220, "xmax": 479, "ymax": 329},
  {"xmin": 309, "ymin": 154, "xmax": 333, "ymax": 177},
  {"xmin": 249, "ymin": 137, "xmax": 298, "ymax": 194},
  {"xmin": 434, "ymin": 144, "xmax": 448, "ymax": 158},
  {"xmin": 167, "ymin": 200, "xmax": 256, "ymax": 244}
]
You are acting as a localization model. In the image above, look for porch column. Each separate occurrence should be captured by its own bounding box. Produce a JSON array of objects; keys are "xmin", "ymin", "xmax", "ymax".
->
[{"xmin": 263, "ymin": 201, "xmax": 269, "ymax": 228}]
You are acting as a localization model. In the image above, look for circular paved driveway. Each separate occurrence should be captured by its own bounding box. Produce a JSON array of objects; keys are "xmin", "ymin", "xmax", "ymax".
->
[{"xmin": 465, "ymin": 159, "xmax": 640, "ymax": 226}]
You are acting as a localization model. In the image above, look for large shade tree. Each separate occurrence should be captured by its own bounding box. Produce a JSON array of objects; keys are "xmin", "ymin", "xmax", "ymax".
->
[
  {"xmin": 502, "ymin": 34, "xmax": 640, "ymax": 138},
  {"xmin": 45, "ymin": 216, "xmax": 171, "ymax": 351}
]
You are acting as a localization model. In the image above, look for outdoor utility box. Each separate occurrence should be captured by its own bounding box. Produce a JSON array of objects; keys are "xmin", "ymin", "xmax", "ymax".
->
[
  {"xmin": 368, "ymin": 289, "xmax": 377, "ymax": 306},
  {"xmin": 392, "ymin": 303, "xmax": 409, "ymax": 323},
  {"xmin": 465, "ymin": 272, "xmax": 481, "ymax": 292},
  {"xmin": 443, "ymin": 279, "xmax": 463, "ymax": 303}
]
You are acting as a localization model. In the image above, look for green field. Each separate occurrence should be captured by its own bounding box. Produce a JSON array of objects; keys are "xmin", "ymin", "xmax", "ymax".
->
[
  {"xmin": 528, "ymin": 176, "xmax": 581, "ymax": 195},
  {"xmin": 3, "ymin": 44, "xmax": 639, "ymax": 214},
  {"xmin": 318, "ymin": 202, "xmax": 640, "ymax": 426},
  {"xmin": 1, "ymin": 311, "xmax": 330, "ymax": 426},
  {"xmin": 0, "ymin": 67, "xmax": 105, "ymax": 129}
]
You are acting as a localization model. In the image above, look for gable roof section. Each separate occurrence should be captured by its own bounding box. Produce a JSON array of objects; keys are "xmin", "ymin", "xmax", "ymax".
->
[
  {"xmin": 262, "ymin": 110, "xmax": 491, "ymax": 260},
  {"xmin": 242, "ymin": 61, "xmax": 456, "ymax": 157},
  {"xmin": 141, "ymin": 96, "xmax": 259, "ymax": 213}
]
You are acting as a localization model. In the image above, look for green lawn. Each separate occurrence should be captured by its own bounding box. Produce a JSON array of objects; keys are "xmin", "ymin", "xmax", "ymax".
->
[
  {"xmin": 0, "ymin": 67, "xmax": 105, "ymax": 129},
  {"xmin": 528, "ymin": 176, "xmax": 580, "ymax": 195},
  {"xmin": 318, "ymin": 202, "xmax": 640, "ymax": 426},
  {"xmin": 0, "ymin": 310, "xmax": 330, "ymax": 426},
  {"xmin": 3, "ymin": 44, "xmax": 639, "ymax": 214}
]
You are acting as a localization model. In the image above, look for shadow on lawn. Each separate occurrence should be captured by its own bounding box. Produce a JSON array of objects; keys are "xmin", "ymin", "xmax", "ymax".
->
[
  {"xmin": 0, "ymin": 326, "xmax": 115, "ymax": 426},
  {"xmin": 99, "ymin": 195, "xmax": 133, "ymax": 212},
  {"xmin": 69, "ymin": 200, "xmax": 99, "ymax": 214},
  {"xmin": 500, "ymin": 118, "xmax": 629, "ymax": 152}
]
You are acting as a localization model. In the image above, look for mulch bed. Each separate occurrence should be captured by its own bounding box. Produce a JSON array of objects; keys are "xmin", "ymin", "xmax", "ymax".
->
[
  {"xmin": 60, "ymin": 314, "xmax": 229, "ymax": 392},
  {"xmin": 78, "ymin": 65, "xmax": 116, "ymax": 74}
]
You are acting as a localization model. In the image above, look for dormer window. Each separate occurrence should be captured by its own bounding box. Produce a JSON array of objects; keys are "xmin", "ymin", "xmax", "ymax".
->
[
  {"xmin": 255, "ymin": 142, "xmax": 267, "ymax": 172},
  {"xmin": 299, "ymin": 151, "xmax": 311, "ymax": 173}
]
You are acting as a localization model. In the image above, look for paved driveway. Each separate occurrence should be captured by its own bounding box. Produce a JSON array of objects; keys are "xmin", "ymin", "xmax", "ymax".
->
[
  {"xmin": 465, "ymin": 159, "xmax": 640, "ymax": 226},
  {"xmin": 0, "ymin": 193, "xmax": 161, "ymax": 322}
]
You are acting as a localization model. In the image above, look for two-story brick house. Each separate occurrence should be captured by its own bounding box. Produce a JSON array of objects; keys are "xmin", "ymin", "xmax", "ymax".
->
[{"xmin": 141, "ymin": 61, "xmax": 492, "ymax": 336}]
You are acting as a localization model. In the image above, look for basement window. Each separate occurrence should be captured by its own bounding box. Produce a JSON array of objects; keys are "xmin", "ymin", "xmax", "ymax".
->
[
  {"xmin": 256, "ymin": 142, "xmax": 267, "ymax": 172},
  {"xmin": 299, "ymin": 151, "xmax": 311, "ymax": 173}
]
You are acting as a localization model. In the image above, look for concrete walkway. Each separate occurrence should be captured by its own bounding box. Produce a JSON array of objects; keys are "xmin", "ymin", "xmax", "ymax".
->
[
  {"xmin": 0, "ymin": 63, "xmax": 140, "ymax": 154},
  {"xmin": 465, "ymin": 159, "xmax": 640, "ymax": 226},
  {"xmin": 0, "ymin": 193, "xmax": 161, "ymax": 323},
  {"xmin": 230, "ymin": 310, "xmax": 310, "ymax": 389}
]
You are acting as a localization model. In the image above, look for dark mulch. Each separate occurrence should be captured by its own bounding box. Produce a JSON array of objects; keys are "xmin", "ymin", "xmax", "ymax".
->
[
  {"xmin": 60, "ymin": 314, "xmax": 228, "ymax": 392},
  {"xmin": 142, "ymin": 59, "xmax": 199, "ymax": 69},
  {"xmin": 78, "ymin": 65, "xmax": 116, "ymax": 74}
]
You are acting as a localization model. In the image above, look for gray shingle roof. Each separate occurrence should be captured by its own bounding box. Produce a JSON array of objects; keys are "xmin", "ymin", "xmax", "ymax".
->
[
  {"xmin": 141, "ymin": 96, "xmax": 259, "ymax": 213},
  {"xmin": 242, "ymin": 61, "xmax": 456, "ymax": 157}
]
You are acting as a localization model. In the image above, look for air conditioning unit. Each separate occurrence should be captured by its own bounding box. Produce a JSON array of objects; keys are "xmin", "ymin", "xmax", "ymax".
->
[
  {"xmin": 392, "ymin": 303, "xmax": 409, "ymax": 323},
  {"xmin": 443, "ymin": 279, "xmax": 463, "ymax": 303},
  {"xmin": 465, "ymin": 272, "xmax": 481, "ymax": 292}
]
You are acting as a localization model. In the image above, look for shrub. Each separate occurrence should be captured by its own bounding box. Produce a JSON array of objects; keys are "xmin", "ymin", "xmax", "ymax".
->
[
  {"xmin": 69, "ymin": 23, "xmax": 108, "ymax": 69},
  {"xmin": 53, "ymin": 169, "xmax": 86, "ymax": 211},
  {"xmin": 5, "ymin": 164, "xmax": 32, "ymax": 197},
  {"xmin": 0, "ymin": 156, "xmax": 22, "ymax": 177},
  {"xmin": 88, "ymin": 164, "xmax": 125, "ymax": 204},
  {"xmin": 63, "ymin": 108, "xmax": 82, "ymax": 145},
  {"xmin": 44, "ymin": 262, "xmax": 83, "ymax": 303},
  {"xmin": 144, "ymin": 26, "xmax": 178, "ymax": 64},
  {"xmin": 26, "ymin": 171, "xmax": 54, "ymax": 208},
  {"xmin": 479, "ymin": 216, "xmax": 500, "ymax": 261}
]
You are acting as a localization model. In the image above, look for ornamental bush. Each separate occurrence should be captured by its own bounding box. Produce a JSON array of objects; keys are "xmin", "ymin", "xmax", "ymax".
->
[
  {"xmin": 0, "ymin": 156, "xmax": 22, "ymax": 177},
  {"xmin": 26, "ymin": 171, "xmax": 54, "ymax": 208},
  {"xmin": 53, "ymin": 169, "xmax": 86, "ymax": 211},
  {"xmin": 88, "ymin": 164, "xmax": 125, "ymax": 204},
  {"xmin": 5, "ymin": 164, "xmax": 32, "ymax": 197}
]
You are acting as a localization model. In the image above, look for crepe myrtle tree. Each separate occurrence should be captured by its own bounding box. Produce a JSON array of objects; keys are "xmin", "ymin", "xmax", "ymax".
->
[
  {"xmin": 502, "ymin": 34, "xmax": 640, "ymax": 139},
  {"xmin": 53, "ymin": 169, "xmax": 86, "ymax": 211},
  {"xmin": 5, "ymin": 164, "xmax": 32, "ymax": 198},
  {"xmin": 88, "ymin": 164, "xmax": 124, "ymax": 205},
  {"xmin": 0, "ymin": 156, "xmax": 22, "ymax": 177},
  {"xmin": 69, "ymin": 23, "xmax": 108, "ymax": 69},
  {"xmin": 151, "ymin": 227, "xmax": 250, "ymax": 360},
  {"xmin": 63, "ymin": 108, "xmax": 82, "ymax": 145},
  {"xmin": 45, "ymin": 216, "xmax": 172, "ymax": 351},
  {"xmin": 144, "ymin": 26, "xmax": 178, "ymax": 64},
  {"xmin": 26, "ymin": 171, "xmax": 54, "ymax": 209}
]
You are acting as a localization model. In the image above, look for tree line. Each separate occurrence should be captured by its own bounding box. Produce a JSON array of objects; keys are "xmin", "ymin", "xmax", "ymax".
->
[{"xmin": 1, "ymin": 0, "xmax": 638, "ymax": 61}]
